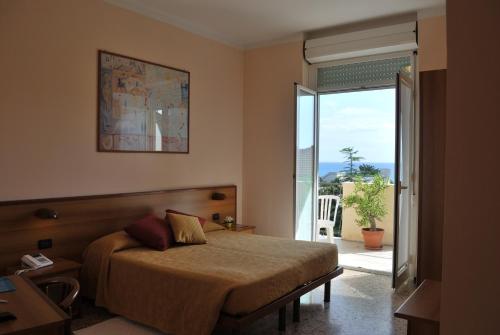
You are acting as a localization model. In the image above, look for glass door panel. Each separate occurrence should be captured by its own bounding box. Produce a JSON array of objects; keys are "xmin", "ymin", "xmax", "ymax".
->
[
  {"xmin": 393, "ymin": 73, "xmax": 413, "ymax": 288},
  {"xmin": 294, "ymin": 85, "xmax": 318, "ymax": 241}
]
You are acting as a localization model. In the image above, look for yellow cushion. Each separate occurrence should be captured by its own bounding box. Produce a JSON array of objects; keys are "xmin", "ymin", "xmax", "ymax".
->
[{"xmin": 167, "ymin": 212, "xmax": 207, "ymax": 244}]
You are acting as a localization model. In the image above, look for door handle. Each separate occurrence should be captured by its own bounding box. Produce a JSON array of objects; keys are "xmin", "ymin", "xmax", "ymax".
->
[{"xmin": 398, "ymin": 181, "xmax": 409, "ymax": 194}]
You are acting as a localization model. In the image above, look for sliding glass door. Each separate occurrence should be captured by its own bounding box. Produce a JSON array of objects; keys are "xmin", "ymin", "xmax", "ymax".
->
[{"xmin": 294, "ymin": 85, "xmax": 318, "ymax": 241}]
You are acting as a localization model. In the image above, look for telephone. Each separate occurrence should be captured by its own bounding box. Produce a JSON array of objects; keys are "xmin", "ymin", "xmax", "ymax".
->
[{"xmin": 21, "ymin": 253, "xmax": 53, "ymax": 270}]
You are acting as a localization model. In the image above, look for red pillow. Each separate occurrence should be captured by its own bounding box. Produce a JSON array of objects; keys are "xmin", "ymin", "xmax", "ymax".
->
[
  {"xmin": 125, "ymin": 214, "xmax": 174, "ymax": 251},
  {"xmin": 165, "ymin": 209, "xmax": 206, "ymax": 226}
]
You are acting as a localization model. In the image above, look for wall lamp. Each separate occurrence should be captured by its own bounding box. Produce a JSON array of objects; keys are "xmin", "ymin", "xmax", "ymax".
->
[
  {"xmin": 34, "ymin": 208, "xmax": 58, "ymax": 219},
  {"xmin": 211, "ymin": 192, "xmax": 226, "ymax": 201}
]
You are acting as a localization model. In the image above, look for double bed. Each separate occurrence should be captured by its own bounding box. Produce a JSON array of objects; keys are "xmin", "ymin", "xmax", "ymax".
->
[
  {"xmin": 81, "ymin": 224, "xmax": 342, "ymax": 335},
  {"xmin": 0, "ymin": 185, "xmax": 342, "ymax": 335}
]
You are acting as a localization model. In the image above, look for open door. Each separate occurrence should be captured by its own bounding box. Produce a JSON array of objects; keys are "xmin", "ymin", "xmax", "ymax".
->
[
  {"xmin": 393, "ymin": 72, "xmax": 414, "ymax": 288},
  {"xmin": 294, "ymin": 84, "xmax": 318, "ymax": 241}
]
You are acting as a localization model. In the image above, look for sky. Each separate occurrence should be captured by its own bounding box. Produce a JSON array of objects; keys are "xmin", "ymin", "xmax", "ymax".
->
[{"xmin": 319, "ymin": 88, "xmax": 396, "ymax": 163}]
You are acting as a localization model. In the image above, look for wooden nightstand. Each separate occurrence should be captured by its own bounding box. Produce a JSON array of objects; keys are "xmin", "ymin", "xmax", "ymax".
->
[
  {"xmin": 6, "ymin": 258, "xmax": 82, "ymax": 284},
  {"xmin": 227, "ymin": 224, "xmax": 256, "ymax": 234},
  {"xmin": 6, "ymin": 258, "xmax": 83, "ymax": 318}
]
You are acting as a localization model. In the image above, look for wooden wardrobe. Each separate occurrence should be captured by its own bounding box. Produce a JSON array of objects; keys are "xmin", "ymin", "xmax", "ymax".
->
[{"xmin": 417, "ymin": 69, "xmax": 447, "ymax": 284}]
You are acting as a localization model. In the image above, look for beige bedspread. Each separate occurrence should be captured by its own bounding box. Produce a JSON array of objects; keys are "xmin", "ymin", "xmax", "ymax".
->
[{"xmin": 81, "ymin": 230, "xmax": 338, "ymax": 335}]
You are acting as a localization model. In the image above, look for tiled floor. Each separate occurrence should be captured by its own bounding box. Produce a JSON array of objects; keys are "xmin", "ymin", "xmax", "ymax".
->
[
  {"xmin": 73, "ymin": 269, "xmax": 412, "ymax": 335},
  {"xmin": 334, "ymin": 239, "xmax": 393, "ymax": 275},
  {"xmin": 237, "ymin": 269, "xmax": 410, "ymax": 335}
]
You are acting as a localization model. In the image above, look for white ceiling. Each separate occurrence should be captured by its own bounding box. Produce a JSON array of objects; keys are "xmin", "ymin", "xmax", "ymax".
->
[{"xmin": 105, "ymin": 0, "xmax": 445, "ymax": 49}]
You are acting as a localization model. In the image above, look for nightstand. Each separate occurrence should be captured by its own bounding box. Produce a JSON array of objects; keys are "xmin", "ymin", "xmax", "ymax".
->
[
  {"xmin": 6, "ymin": 257, "xmax": 82, "ymax": 284},
  {"xmin": 227, "ymin": 224, "xmax": 256, "ymax": 234},
  {"xmin": 6, "ymin": 258, "xmax": 83, "ymax": 318}
]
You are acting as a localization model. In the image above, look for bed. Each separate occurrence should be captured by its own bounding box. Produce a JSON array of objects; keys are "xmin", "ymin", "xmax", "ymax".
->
[{"xmin": 81, "ymin": 224, "xmax": 342, "ymax": 335}]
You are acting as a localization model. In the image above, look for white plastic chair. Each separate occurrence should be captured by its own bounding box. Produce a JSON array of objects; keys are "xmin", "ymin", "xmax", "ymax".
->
[{"xmin": 317, "ymin": 195, "xmax": 340, "ymax": 243}]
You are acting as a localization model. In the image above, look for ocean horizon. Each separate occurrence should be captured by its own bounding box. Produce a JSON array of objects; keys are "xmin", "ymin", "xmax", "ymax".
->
[{"xmin": 319, "ymin": 162, "xmax": 395, "ymax": 180}]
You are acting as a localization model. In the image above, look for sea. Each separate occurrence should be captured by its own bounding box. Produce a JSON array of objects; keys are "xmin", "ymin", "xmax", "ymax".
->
[{"xmin": 319, "ymin": 162, "xmax": 395, "ymax": 180}]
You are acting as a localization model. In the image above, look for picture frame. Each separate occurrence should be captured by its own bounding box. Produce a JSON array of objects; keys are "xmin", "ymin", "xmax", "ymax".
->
[{"xmin": 97, "ymin": 50, "xmax": 190, "ymax": 153}]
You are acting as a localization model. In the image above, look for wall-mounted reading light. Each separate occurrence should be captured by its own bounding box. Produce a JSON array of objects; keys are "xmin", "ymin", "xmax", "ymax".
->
[
  {"xmin": 211, "ymin": 192, "xmax": 226, "ymax": 201},
  {"xmin": 34, "ymin": 208, "xmax": 58, "ymax": 219}
]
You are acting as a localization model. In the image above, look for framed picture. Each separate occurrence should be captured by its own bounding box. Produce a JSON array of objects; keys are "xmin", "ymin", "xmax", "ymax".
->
[{"xmin": 98, "ymin": 50, "xmax": 189, "ymax": 153}]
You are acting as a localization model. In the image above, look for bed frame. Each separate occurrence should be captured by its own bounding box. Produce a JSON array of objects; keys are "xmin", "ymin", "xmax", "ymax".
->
[
  {"xmin": 0, "ymin": 184, "xmax": 343, "ymax": 333},
  {"xmin": 216, "ymin": 266, "xmax": 344, "ymax": 334}
]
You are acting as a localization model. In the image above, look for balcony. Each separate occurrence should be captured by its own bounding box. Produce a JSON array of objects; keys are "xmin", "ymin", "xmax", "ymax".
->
[{"xmin": 318, "ymin": 182, "xmax": 394, "ymax": 274}]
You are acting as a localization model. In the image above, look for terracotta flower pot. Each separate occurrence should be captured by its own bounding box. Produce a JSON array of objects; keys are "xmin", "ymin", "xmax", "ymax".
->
[{"xmin": 361, "ymin": 228, "xmax": 384, "ymax": 250}]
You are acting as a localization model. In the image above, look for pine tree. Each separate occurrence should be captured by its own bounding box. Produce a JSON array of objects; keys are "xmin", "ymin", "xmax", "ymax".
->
[
  {"xmin": 340, "ymin": 147, "xmax": 364, "ymax": 180},
  {"xmin": 359, "ymin": 164, "xmax": 380, "ymax": 177}
]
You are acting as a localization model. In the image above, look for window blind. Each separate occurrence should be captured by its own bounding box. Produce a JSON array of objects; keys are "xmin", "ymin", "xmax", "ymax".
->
[{"xmin": 317, "ymin": 56, "xmax": 411, "ymax": 91}]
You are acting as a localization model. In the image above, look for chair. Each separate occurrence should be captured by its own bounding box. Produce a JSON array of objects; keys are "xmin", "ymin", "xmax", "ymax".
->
[
  {"xmin": 37, "ymin": 276, "xmax": 80, "ymax": 334},
  {"xmin": 317, "ymin": 195, "xmax": 340, "ymax": 243}
]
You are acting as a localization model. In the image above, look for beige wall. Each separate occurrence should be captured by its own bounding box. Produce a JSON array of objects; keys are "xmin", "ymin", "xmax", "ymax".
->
[
  {"xmin": 243, "ymin": 41, "xmax": 305, "ymax": 237},
  {"xmin": 0, "ymin": 1, "xmax": 449, "ymax": 235},
  {"xmin": 0, "ymin": 0, "xmax": 244, "ymax": 221},
  {"xmin": 341, "ymin": 182, "xmax": 394, "ymax": 246},
  {"xmin": 418, "ymin": 15, "xmax": 447, "ymax": 71}
]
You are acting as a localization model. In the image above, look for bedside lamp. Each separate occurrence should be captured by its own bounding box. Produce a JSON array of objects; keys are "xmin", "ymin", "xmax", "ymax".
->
[
  {"xmin": 34, "ymin": 208, "xmax": 58, "ymax": 219},
  {"xmin": 211, "ymin": 192, "xmax": 226, "ymax": 200}
]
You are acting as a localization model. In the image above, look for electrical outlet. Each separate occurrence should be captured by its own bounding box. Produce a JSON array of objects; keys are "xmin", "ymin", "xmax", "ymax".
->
[
  {"xmin": 212, "ymin": 213, "xmax": 220, "ymax": 221},
  {"xmin": 38, "ymin": 239, "xmax": 52, "ymax": 250}
]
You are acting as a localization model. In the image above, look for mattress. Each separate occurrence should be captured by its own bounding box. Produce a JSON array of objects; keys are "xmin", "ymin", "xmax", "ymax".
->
[{"xmin": 112, "ymin": 230, "xmax": 338, "ymax": 315}]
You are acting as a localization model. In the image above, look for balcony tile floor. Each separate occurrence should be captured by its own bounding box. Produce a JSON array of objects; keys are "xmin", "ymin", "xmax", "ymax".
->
[{"xmin": 320, "ymin": 237, "xmax": 393, "ymax": 275}]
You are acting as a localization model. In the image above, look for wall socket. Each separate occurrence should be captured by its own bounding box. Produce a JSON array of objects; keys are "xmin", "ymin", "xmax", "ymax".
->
[
  {"xmin": 38, "ymin": 239, "xmax": 52, "ymax": 250},
  {"xmin": 212, "ymin": 213, "xmax": 220, "ymax": 221}
]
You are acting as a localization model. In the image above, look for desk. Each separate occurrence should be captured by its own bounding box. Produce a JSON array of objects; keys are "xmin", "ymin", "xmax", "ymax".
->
[
  {"xmin": 0, "ymin": 275, "xmax": 69, "ymax": 335},
  {"xmin": 394, "ymin": 279, "xmax": 441, "ymax": 335}
]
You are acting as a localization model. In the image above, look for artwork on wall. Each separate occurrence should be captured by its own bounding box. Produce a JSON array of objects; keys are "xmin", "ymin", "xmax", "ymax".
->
[{"xmin": 98, "ymin": 50, "xmax": 189, "ymax": 153}]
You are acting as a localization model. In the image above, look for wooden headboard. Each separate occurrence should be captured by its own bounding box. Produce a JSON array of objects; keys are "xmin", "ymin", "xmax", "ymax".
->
[{"xmin": 0, "ymin": 185, "xmax": 236, "ymax": 274}]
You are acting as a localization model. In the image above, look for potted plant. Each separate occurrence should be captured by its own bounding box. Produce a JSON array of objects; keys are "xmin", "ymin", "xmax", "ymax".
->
[{"xmin": 343, "ymin": 174, "xmax": 388, "ymax": 250}]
